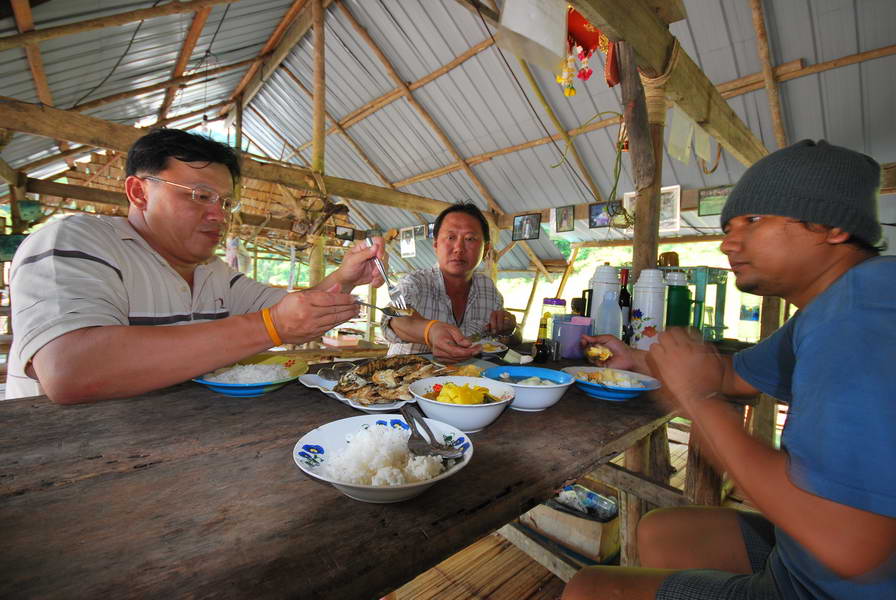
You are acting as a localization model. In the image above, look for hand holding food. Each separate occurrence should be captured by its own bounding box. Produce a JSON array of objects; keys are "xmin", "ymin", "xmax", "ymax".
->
[
  {"xmin": 580, "ymin": 334, "xmax": 635, "ymax": 370},
  {"xmin": 646, "ymin": 328, "xmax": 725, "ymax": 418},
  {"xmin": 486, "ymin": 309, "xmax": 516, "ymax": 335},
  {"xmin": 334, "ymin": 237, "xmax": 387, "ymax": 291},
  {"xmin": 270, "ymin": 284, "xmax": 360, "ymax": 344},
  {"xmin": 428, "ymin": 322, "xmax": 481, "ymax": 364}
]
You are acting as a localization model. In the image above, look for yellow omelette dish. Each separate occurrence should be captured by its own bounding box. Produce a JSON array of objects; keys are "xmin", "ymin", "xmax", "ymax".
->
[{"xmin": 434, "ymin": 383, "xmax": 494, "ymax": 405}]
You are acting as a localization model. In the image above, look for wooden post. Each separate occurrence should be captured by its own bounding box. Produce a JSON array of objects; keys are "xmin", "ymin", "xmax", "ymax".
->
[
  {"xmin": 555, "ymin": 246, "xmax": 579, "ymax": 299},
  {"xmin": 366, "ymin": 284, "xmax": 377, "ymax": 343},
  {"xmin": 252, "ymin": 245, "xmax": 258, "ymax": 280},
  {"xmin": 308, "ymin": 235, "xmax": 325, "ymax": 287},
  {"xmin": 621, "ymin": 435, "xmax": 649, "ymax": 566},
  {"xmin": 750, "ymin": 0, "xmax": 788, "ymax": 150},
  {"xmin": 749, "ymin": 0, "xmax": 786, "ymax": 446},
  {"xmin": 487, "ymin": 212, "xmax": 500, "ymax": 283},
  {"xmin": 751, "ymin": 297, "xmax": 782, "ymax": 445},
  {"xmin": 310, "ymin": 0, "xmax": 326, "ymax": 175},
  {"xmin": 520, "ymin": 273, "xmax": 540, "ymax": 333}
]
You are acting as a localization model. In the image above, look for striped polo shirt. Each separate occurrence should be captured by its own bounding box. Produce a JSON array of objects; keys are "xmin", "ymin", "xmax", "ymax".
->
[{"xmin": 6, "ymin": 214, "xmax": 286, "ymax": 399}]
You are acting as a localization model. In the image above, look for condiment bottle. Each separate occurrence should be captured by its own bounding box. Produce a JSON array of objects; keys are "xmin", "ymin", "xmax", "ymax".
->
[
  {"xmin": 533, "ymin": 312, "xmax": 551, "ymax": 363},
  {"xmin": 618, "ymin": 268, "xmax": 632, "ymax": 344}
]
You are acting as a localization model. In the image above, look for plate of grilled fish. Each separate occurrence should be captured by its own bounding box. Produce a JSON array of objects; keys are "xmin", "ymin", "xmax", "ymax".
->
[{"xmin": 300, "ymin": 355, "xmax": 455, "ymax": 413}]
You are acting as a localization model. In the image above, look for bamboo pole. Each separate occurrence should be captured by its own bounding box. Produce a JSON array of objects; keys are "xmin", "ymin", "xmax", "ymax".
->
[
  {"xmin": 750, "ymin": 0, "xmax": 788, "ymax": 150},
  {"xmin": 308, "ymin": 235, "xmax": 325, "ymax": 286},
  {"xmin": 0, "ymin": 0, "xmax": 239, "ymax": 51},
  {"xmin": 518, "ymin": 59, "xmax": 604, "ymax": 203},
  {"xmin": 311, "ymin": 0, "xmax": 326, "ymax": 174},
  {"xmin": 749, "ymin": 0, "xmax": 786, "ymax": 447},
  {"xmin": 520, "ymin": 273, "xmax": 541, "ymax": 334},
  {"xmin": 337, "ymin": 2, "xmax": 549, "ymax": 276},
  {"xmin": 555, "ymin": 246, "xmax": 579, "ymax": 299}
]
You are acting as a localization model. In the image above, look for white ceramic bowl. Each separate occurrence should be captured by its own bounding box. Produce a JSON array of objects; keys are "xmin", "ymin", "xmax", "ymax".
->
[
  {"xmin": 408, "ymin": 376, "xmax": 514, "ymax": 433},
  {"xmin": 293, "ymin": 414, "xmax": 473, "ymax": 503},
  {"xmin": 481, "ymin": 366, "xmax": 574, "ymax": 412}
]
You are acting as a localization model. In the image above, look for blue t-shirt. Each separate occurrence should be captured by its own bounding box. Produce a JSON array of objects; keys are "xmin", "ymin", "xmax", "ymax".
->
[{"xmin": 734, "ymin": 256, "xmax": 896, "ymax": 600}]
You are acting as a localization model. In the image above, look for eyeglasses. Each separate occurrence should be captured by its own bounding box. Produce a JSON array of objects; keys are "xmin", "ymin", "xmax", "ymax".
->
[{"xmin": 140, "ymin": 175, "xmax": 240, "ymax": 214}]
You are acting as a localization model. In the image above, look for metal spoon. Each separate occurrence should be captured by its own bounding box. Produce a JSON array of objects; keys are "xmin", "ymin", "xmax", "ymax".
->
[{"xmin": 400, "ymin": 404, "xmax": 464, "ymax": 460}]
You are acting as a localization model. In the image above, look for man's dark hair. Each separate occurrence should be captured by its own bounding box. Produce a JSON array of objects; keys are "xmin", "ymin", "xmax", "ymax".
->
[
  {"xmin": 125, "ymin": 128, "xmax": 241, "ymax": 183},
  {"xmin": 432, "ymin": 202, "xmax": 490, "ymax": 242}
]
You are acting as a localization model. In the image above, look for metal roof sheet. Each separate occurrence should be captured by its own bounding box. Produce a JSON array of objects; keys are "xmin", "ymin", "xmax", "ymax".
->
[{"xmin": 2, "ymin": 0, "xmax": 894, "ymax": 255}]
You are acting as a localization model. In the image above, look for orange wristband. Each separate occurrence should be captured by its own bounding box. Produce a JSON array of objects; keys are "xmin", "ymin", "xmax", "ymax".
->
[
  {"xmin": 261, "ymin": 307, "xmax": 283, "ymax": 347},
  {"xmin": 423, "ymin": 319, "xmax": 438, "ymax": 347}
]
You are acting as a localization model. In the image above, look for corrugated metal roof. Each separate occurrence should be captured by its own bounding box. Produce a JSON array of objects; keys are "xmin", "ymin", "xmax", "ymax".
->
[{"xmin": 2, "ymin": 0, "xmax": 894, "ymax": 255}]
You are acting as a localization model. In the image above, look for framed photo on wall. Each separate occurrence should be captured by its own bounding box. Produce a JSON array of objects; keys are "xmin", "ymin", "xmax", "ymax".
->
[
  {"xmin": 413, "ymin": 224, "xmax": 426, "ymax": 239},
  {"xmin": 427, "ymin": 222, "xmax": 435, "ymax": 238},
  {"xmin": 399, "ymin": 227, "xmax": 416, "ymax": 257},
  {"xmin": 622, "ymin": 185, "xmax": 681, "ymax": 233},
  {"xmin": 512, "ymin": 213, "xmax": 542, "ymax": 241},
  {"xmin": 588, "ymin": 201, "xmax": 623, "ymax": 228},
  {"xmin": 697, "ymin": 184, "xmax": 733, "ymax": 216},
  {"xmin": 334, "ymin": 225, "xmax": 355, "ymax": 241},
  {"xmin": 555, "ymin": 205, "xmax": 575, "ymax": 233}
]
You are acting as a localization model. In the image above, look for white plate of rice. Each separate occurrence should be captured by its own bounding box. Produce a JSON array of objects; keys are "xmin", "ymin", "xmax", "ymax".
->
[
  {"xmin": 294, "ymin": 414, "xmax": 473, "ymax": 503},
  {"xmin": 194, "ymin": 354, "xmax": 308, "ymax": 397}
]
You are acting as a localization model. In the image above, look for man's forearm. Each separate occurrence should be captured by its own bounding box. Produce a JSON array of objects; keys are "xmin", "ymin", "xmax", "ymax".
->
[
  {"xmin": 689, "ymin": 395, "xmax": 896, "ymax": 578},
  {"xmin": 33, "ymin": 313, "xmax": 275, "ymax": 404},
  {"xmin": 387, "ymin": 314, "xmax": 429, "ymax": 345}
]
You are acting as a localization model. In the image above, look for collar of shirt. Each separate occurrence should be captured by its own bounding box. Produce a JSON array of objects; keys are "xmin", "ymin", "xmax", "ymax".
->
[{"xmin": 432, "ymin": 265, "xmax": 485, "ymax": 326}]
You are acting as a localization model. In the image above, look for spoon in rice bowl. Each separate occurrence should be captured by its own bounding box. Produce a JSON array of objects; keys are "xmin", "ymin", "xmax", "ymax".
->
[{"xmin": 400, "ymin": 405, "xmax": 464, "ymax": 460}]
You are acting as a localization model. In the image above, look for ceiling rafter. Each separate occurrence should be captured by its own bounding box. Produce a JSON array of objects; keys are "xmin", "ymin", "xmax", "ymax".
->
[
  {"xmin": 156, "ymin": 7, "xmax": 213, "ymax": 123},
  {"xmin": 10, "ymin": 0, "xmax": 73, "ymax": 162},
  {"xmin": 337, "ymin": 1, "xmax": 550, "ymax": 277},
  {"xmin": 0, "ymin": 0, "xmax": 239, "ymax": 52},
  {"xmin": 220, "ymin": 0, "xmax": 334, "ymax": 117},
  {"xmin": 569, "ymin": 0, "xmax": 766, "ymax": 166}
]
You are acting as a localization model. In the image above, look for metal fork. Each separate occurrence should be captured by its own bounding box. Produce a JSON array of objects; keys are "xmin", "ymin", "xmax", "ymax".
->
[
  {"xmin": 400, "ymin": 405, "xmax": 464, "ymax": 460},
  {"xmin": 366, "ymin": 237, "xmax": 407, "ymax": 310}
]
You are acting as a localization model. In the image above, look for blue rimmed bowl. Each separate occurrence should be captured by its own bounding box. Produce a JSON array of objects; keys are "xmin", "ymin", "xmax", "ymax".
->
[
  {"xmin": 193, "ymin": 353, "xmax": 308, "ymax": 398},
  {"xmin": 482, "ymin": 366, "xmax": 574, "ymax": 412},
  {"xmin": 561, "ymin": 366, "xmax": 660, "ymax": 401},
  {"xmin": 293, "ymin": 414, "xmax": 473, "ymax": 503}
]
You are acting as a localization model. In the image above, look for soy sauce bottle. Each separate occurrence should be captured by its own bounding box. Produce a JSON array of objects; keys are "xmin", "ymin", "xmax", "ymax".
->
[
  {"xmin": 619, "ymin": 268, "xmax": 633, "ymax": 344},
  {"xmin": 533, "ymin": 312, "xmax": 551, "ymax": 363}
]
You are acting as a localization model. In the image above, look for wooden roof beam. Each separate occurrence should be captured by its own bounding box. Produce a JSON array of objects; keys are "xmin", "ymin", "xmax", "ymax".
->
[
  {"xmin": 0, "ymin": 0, "xmax": 239, "ymax": 52},
  {"xmin": 569, "ymin": 0, "xmax": 767, "ymax": 166},
  {"xmin": 0, "ymin": 99, "xmax": 452, "ymax": 216},
  {"xmin": 339, "ymin": 1, "xmax": 550, "ymax": 277},
  {"xmin": 222, "ymin": 0, "xmax": 335, "ymax": 117},
  {"xmin": 156, "ymin": 7, "xmax": 212, "ymax": 123}
]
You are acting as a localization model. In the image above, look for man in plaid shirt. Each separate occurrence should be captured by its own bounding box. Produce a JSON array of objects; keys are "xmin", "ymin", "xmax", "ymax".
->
[{"xmin": 381, "ymin": 204, "xmax": 519, "ymax": 362}]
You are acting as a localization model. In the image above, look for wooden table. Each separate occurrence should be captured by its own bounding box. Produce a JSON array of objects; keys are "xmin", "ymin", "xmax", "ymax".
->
[{"xmin": 0, "ymin": 367, "xmax": 670, "ymax": 599}]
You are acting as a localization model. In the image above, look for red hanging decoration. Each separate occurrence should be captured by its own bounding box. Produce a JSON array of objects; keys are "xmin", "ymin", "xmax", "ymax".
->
[{"xmin": 560, "ymin": 7, "xmax": 619, "ymax": 92}]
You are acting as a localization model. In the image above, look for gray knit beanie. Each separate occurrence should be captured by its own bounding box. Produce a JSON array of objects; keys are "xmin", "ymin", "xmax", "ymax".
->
[{"xmin": 721, "ymin": 140, "xmax": 881, "ymax": 245}]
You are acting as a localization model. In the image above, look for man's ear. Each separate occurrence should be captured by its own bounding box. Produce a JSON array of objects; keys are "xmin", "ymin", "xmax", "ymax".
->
[
  {"xmin": 825, "ymin": 227, "xmax": 852, "ymax": 245},
  {"xmin": 124, "ymin": 176, "xmax": 147, "ymax": 209}
]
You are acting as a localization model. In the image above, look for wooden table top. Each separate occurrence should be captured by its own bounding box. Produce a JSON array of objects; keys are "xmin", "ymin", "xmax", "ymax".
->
[{"xmin": 0, "ymin": 364, "xmax": 669, "ymax": 599}]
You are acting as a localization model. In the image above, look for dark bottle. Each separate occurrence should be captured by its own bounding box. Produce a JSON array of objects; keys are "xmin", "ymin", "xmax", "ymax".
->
[
  {"xmin": 619, "ymin": 268, "xmax": 633, "ymax": 344},
  {"xmin": 533, "ymin": 312, "xmax": 551, "ymax": 363}
]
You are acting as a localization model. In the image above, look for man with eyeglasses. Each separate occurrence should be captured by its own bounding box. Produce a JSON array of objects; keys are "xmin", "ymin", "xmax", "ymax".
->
[{"xmin": 6, "ymin": 128, "xmax": 386, "ymax": 403}]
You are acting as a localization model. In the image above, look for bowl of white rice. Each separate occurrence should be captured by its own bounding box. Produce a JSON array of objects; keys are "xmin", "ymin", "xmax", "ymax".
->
[
  {"xmin": 294, "ymin": 414, "xmax": 473, "ymax": 503},
  {"xmin": 193, "ymin": 352, "xmax": 308, "ymax": 397}
]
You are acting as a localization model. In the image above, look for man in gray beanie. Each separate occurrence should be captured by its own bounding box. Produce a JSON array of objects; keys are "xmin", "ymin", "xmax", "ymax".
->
[{"xmin": 568, "ymin": 140, "xmax": 895, "ymax": 600}]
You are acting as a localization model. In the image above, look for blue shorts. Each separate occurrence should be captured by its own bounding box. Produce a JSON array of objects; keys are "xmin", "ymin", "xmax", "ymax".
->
[{"xmin": 656, "ymin": 511, "xmax": 782, "ymax": 600}]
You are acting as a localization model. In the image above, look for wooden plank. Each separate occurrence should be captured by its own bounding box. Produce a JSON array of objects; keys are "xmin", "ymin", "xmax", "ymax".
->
[
  {"xmin": 0, "ymin": 157, "xmax": 17, "ymax": 186},
  {"xmin": 232, "ymin": 0, "xmax": 335, "ymax": 112},
  {"xmin": 572, "ymin": 234, "xmax": 724, "ymax": 249},
  {"xmin": 0, "ymin": 0, "xmax": 239, "ymax": 51},
  {"xmin": 496, "ymin": 523, "xmax": 579, "ymax": 583},
  {"xmin": 881, "ymin": 162, "xmax": 896, "ymax": 195},
  {"xmin": 156, "ymin": 7, "xmax": 212, "ymax": 122},
  {"xmin": 570, "ymin": 0, "xmax": 767, "ymax": 166},
  {"xmin": 589, "ymin": 463, "xmax": 689, "ymax": 508},
  {"xmin": 74, "ymin": 57, "xmax": 258, "ymax": 112},
  {"xmin": 0, "ymin": 99, "xmax": 453, "ymax": 216},
  {"xmin": 750, "ymin": 0, "xmax": 788, "ymax": 149},
  {"xmin": 0, "ymin": 371, "xmax": 669, "ymax": 599}
]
